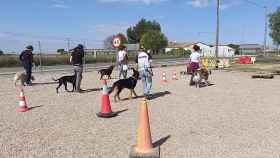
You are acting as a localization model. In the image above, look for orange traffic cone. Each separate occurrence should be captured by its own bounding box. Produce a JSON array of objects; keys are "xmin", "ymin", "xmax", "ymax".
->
[
  {"xmin": 17, "ymin": 88, "xmax": 29, "ymax": 112},
  {"xmin": 129, "ymin": 99, "xmax": 159, "ymax": 158},
  {"xmin": 161, "ymin": 72, "xmax": 167, "ymax": 83},
  {"xmin": 96, "ymin": 79, "xmax": 117, "ymax": 118},
  {"xmin": 172, "ymin": 71, "xmax": 178, "ymax": 80}
]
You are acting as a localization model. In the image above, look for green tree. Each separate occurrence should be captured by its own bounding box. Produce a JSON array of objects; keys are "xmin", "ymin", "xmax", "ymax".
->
[
  {"xmin": 140, "ymin": 30, "xmax": 168, "ymax": 54},
  {"xmin": 127, "ymin": 18, "xmax": 161, "ymax": 44},
  {"xmin": 57, "ymin": 49, "xmax": 66, "ymax": 55},
  {"xmin": 0, "ymin": 49, "xmax": 4, "ymax": 55},
  {"xmin": 228, "ymin": 44, "xmax": 240, "ymax": 55},
  {"xmin": 269, "ymin": 7, "xmax": 280, "ymax": 46}
]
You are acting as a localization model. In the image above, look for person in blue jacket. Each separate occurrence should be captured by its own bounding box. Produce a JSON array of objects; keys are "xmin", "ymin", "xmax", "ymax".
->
[{"xmin": 19, "ymin": 45, "xmax": 34, "ymax": 86}]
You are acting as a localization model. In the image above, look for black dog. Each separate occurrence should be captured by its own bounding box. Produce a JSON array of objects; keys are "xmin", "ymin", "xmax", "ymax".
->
[
  {"xmin": 108, "ymin": 68, "xmax": 139, "ymax": 102},
  {"xmin": 52, "ymin": 75, "xmax": 76, "ymax": 93},
  {"xmin": 98, "ymin": 65, "xmax": 114, "ymax": 80}
]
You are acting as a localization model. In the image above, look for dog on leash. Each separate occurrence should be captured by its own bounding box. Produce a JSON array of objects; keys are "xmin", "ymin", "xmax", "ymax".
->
[
  {"xmin": 98, "ymin": 65, "xmax": 114, "ymax": 80},
  {"xmin": 191, "ymin": 68, "xmax": 211, "ymax": 88},
  {"xmin": 14, "ymin": 72, "xmax": 35, "ymax": 86},
  {"xmin": 52, "ymin": 75, "xmax": 76, "ymax": 93},
  {"xmin": 108, "ymin": 68, "xmax": 139, "ymax": 102}
]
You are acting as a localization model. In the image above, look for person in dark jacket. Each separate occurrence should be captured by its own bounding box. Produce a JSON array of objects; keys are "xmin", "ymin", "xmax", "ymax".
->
[
  {"xmin": 70, "ymin": 44, "xmax": 85, "ymax": 92},
  {"xmin": 19, "ymin": 45, "xmax": 34, "ymax": 86}
]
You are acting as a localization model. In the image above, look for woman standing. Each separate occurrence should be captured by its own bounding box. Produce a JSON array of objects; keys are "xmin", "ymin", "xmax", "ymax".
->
[{"xmin": 189, "ymin": 45, "xmax": 201, "ymax": 85}]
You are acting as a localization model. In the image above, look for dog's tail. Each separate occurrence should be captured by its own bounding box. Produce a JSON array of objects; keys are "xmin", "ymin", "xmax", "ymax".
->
[{"xmin": 108, "ymin": 83, "xmax": 116, "ymax": 95}]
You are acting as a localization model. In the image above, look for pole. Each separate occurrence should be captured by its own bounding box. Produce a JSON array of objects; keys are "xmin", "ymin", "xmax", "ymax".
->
[
  {"xmin": 263, "ymin": 6, "xmax": 268, "ymax": 56},
  {"xmin": 66, "ymin": 38, "xmax": 70, "ymax": 54},
  {"xmin": 215, "ymin": 0, "xmax": 220, "ymax": 68},
  {"xmin": 83, "ymin": 40, "xmax": 86, "ymax": 72},
  {"xmin": 38, "ymin": 41, "xmax": 42, "ymax": 72}
]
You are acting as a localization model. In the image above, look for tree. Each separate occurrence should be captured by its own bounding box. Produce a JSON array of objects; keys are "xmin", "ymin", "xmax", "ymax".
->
[
  {"xmin": 57, "ymin": 49, "xmax": 66, "ymax": 55},
  {"xmin": 103, "ymin": 33, "xmax": 128, "ymax": 49},
  {"xmin": 269, "ymin": 7, "xmax": 280, "ymax": 46},
  {"xmin": 127, "ymin": 18, "xmax": 161, "ymax": 44},
  {"xmin": 0, "ymin": 49, "xmax": 3, "ymax": 55},
  {"xmin": 140, "ymin": 30, "xmax": 168, "ymax": 54},
  {"xmin": 228, "ymin": 44, "xmax": 240, "ymax": 55},
  {"xmin": 103, "ymin": 35, "xmax": 114, "ymax": 50}
]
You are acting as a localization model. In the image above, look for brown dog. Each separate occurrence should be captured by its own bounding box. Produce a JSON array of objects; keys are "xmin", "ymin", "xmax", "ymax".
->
[
  {"xmin": 191, "ymin": 68, "xmax": 210, "ymax": 88},
  {"xmin": 98, "ymin": 65, "xmax": 114, "ymax": 80}
]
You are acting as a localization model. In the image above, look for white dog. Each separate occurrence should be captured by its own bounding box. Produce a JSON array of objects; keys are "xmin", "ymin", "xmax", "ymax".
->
[{"xmin": 14, "ymin": 72, "xmax": 35, "ymax": 86}]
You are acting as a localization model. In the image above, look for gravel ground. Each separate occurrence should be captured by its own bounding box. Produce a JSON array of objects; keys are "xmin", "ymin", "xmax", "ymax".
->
[{"xmin": 1, "ymin": 66, "xmax": 280, "ymax": 158}]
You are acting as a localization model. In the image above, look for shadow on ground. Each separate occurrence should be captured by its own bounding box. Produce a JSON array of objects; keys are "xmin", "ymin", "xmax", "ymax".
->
[
  {"xmin": 32, "ymin": 82, "xmax": 57, "ymax": 86},
  {"xmin": 121, "ymin": 91, "xmax": 171, "ymax": 101}
]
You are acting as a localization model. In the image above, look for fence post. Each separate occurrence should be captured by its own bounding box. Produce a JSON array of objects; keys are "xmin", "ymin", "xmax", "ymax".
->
[{"xmin": 38, "ymin": 41, "xmax": 42, "ymax": 72}]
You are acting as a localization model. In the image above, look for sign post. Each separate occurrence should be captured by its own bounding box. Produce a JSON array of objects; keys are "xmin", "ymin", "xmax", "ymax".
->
[{"xmin": 112, "ymin": 36, "xmax": 122, "ymax": 79}]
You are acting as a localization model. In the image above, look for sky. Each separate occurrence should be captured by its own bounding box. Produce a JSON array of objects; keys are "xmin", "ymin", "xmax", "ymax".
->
[{"xmin": 0, "ymin": 0, "xmax": 279, "ymax": 53}]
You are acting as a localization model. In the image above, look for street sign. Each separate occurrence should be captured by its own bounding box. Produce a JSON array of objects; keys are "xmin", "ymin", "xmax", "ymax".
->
[{"xmin": 112, "ymin": 36, "xmax": 121, "ymax": 48}]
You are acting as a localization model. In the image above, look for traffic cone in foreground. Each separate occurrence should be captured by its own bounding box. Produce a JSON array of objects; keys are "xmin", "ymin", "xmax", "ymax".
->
[
  {"xmin": 18, "ymin": 88, "xmax": 29, "ymax": 112},
  {"xmin": 161, "ymin": 72, "xmax": 167, "ymax": 83},
  {"xmin": 129, "ymin": 99, "xmax": 159, "ymax": 158},
  {"xmin": 96, "ymin": 79, "xmax": 117, "ymax": 118},
  {"xmin": 172, "ymin": 71, "xmax": 178, "ymax": 80}
]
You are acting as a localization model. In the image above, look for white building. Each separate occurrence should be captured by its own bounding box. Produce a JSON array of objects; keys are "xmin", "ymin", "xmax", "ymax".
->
[
  {"xmin": 165, "ymin": 41, "xmax": 234, "ymax": 57},
  {"xmin": 209, "ymin": 45, "xmax": 235, "ymax": 57}
]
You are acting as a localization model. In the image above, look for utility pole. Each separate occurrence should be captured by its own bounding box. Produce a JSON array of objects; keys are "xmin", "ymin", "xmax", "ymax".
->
[
  {"xmin": 263, "ymin": 6, "xmax": 268, "ymax": 56},
  {"xmin": 243, "ymin": 0, "xmax": 268, "ymax": 56},
  {"xmin": 215, "ymin": 0, "xmax": 220, "ymax": 68},
  {"xmin": 66, "ymin": 38, "xmax": 70, "ymax": 54},
  {"xmin": 38, "ymin": 41, "xmax": 42, "ymax": 72}
]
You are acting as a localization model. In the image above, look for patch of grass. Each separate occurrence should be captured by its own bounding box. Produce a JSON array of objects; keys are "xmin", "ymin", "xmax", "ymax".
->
[{"xmin": 0, "ymin": 53, "xmax": 186, "ymax": 68}]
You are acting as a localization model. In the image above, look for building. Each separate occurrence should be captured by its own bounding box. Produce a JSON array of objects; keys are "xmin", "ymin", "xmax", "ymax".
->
[
  {"xmin": 209, "ymin": 45, "xmax": 235, "ymax": 57},
  {"xmin": 165, "ymin": 41, "xmax": 234, "ymax": 57},
  {"xmin": 238, "ymin": 44, "xmax": 262, "ymax": 55},
  {"xmin": 165, "ymin": 41, "xmax": 194, "ymax": 52}
]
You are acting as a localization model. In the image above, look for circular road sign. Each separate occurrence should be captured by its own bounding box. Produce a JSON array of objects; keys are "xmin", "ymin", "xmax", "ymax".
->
[{"xmin": 112, "ymin": 36, "xmax": 121, "ymax": 48}]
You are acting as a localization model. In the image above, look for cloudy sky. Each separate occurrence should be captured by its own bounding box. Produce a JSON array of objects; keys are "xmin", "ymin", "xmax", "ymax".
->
[{"xmin": 0, "ymin": 0, "xmax": 279, "ymax": 53}]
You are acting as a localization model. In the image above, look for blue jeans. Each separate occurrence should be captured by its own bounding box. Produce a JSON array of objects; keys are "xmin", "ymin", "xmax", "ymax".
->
[
  {"xmin": 139, "ymin": 70, "xmax": 152, "ymax": 95},
  {"xmin": 74, "ymin": 66, "xmax": 83, "ymax": 91}
]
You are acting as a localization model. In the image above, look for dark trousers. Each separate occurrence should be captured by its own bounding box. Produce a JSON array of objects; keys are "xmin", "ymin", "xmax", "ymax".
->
[{"xmin": 24, "ymin": 64, "xmax": 32, "ymax": 84}]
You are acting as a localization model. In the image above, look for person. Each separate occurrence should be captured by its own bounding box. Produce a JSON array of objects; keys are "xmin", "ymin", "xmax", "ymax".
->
[
  {"xmin": 70, "ymin": 44, "xmax": 84, "ymax": 92},
  {"xmin": 189, "ymin": 44, "xmax": 201, "ymax": 85},
  {"xmin": 19, "ymin": 45, "xmax": 34, "ymax": 86},
  {"xmin": 117, "ymin": 45, "xmax": 128, "ymax": 79},
  {"xmin": 136, "ymin": 46, "xmax": 153, "ymax": 99}
]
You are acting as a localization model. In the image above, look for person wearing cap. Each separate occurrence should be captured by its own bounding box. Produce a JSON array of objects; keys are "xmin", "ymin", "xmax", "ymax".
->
[
  {"xmin": 19, "ymin": 45, "xmax": 34, "ymax": 86},
  {"xmin": 135, "ymin": 46, "xmax": 153, "ymax": 99},
  {"xmin": 189, "ymin": 44, "xmax": 201, "ymax": 85},
  {"xmin": 70, "ymin": 44, "xmax": 84, "ymax": 92},
  {"xmin": 117, "ymin": 45, "xmax": 128, "ymax": 79}
]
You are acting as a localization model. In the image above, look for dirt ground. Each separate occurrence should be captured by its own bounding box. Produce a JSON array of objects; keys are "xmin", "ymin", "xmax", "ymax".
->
[{"xmin": 1, "ymin": 65, "xmax": 280, "ymax": 158}]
